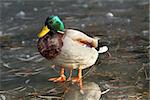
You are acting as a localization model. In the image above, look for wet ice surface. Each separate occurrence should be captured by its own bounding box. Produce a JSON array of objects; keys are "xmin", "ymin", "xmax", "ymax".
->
[{"xmin": 0, "ymin": 0, "xmax": 149, "ymax": 100}]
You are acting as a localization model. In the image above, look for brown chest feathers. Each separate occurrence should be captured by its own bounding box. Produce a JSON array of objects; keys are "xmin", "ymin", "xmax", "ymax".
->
[{"xmin": 37, "ymin": 33, "xmax": 64, "ymax": 60}]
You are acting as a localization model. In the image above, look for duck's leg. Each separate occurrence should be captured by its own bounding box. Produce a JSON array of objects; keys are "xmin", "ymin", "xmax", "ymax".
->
[
  {"xmin": 72, "ymin": 65, "xmax": 83, "ymax": 92},
  {"xmin": 48, "ymin": 67, "xmax": 66, "ymax": 82},
  {"xmin": 67, "ymin": 66, "xmax": 73, "ymax": 81}
]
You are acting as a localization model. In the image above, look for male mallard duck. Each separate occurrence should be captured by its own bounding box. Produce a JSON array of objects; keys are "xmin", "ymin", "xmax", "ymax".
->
[{"xmin": 37, "ymin": 16, "xmax": 108, "ymax": 92}]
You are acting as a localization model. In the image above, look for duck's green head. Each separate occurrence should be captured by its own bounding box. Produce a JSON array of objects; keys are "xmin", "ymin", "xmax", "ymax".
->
[{"xmin": 38, "ymin": 16, "xmax": 64, "ymax": 38}]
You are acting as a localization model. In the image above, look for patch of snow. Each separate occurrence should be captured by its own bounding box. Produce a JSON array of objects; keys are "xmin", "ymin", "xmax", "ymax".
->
[
  {"xmin": 106, "ymin": 12, "xmax": 114, "ymax": 18},
  {"xmin": 16, "ymin": 11, "xmax": 26, "ymax": 18},
  {"xmin": 33, "ymin": 7, "xmax": 38, "ymax": 11}
]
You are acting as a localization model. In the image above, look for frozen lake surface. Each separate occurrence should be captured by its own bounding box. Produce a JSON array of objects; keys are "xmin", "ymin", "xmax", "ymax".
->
[{"xmin": 0, "ymin": 0, "xmax": 149, "ymax": 99}]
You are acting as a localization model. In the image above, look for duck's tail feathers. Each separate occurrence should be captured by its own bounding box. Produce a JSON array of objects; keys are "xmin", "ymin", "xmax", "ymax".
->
[{"xmin": 98, "ymin": 46, "xmax": 108, "ymax": 53}]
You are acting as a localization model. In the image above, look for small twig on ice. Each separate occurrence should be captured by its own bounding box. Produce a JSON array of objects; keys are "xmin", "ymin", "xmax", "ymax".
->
[
  {"xmin": 38, "ymin": 95, "xmax": 62, "ymax": 99},
  {"xmin": 17, "ymin": 55, "xmax": 40, "ymax": 61}
]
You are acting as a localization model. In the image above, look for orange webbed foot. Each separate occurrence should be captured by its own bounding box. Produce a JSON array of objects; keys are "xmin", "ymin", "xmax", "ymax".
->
[
  {"xmin": 48, "ymin": 67, "xmax": 66, "ymax": 82},
  {"xmin": 48, "ymin": 75, "xmax": 66, "ymax": 82}
]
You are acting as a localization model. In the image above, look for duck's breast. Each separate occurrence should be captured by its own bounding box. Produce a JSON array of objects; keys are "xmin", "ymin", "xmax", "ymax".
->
[{"xmin": 37, "ymin": 33, "xmax": 63, "ymax": 60}]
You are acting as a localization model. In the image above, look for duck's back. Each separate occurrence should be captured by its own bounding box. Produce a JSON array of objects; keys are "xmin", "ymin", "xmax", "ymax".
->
[{"xmin": 37, "ymin": 33, "xmax": 63, "ymax": 59}]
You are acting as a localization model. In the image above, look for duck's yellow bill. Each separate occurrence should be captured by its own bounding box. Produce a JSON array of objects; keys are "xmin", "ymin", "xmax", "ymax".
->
[{"xmin": 38, "ymin": 26, "xmax": 50, "ymax": 38}]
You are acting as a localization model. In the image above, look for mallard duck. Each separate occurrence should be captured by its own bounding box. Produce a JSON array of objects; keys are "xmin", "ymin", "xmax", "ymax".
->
[{"xmin": 37, "ymin": 16, "xmax": 108, "ymax": 92}]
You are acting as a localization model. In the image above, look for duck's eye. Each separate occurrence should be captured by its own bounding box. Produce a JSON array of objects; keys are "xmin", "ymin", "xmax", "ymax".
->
[
  {"xmin": 45, "ymin": 17, "xmax": 53, "ymax": 26},
  {"xmin": 55, "ymin": 22, "xmax": 60, "ymax": 29},
  {"xmin": 47, "ymin": 20, "xmax": 54, "ymax": 29},
  {"xmin": 49, "ymin": 19, "xmax": 53, "ymax": 24}
]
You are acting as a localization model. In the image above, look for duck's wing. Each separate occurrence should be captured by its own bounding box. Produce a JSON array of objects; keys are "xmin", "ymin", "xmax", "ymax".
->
[
  {"xmin": 64, "ymin": 29, "xmax": 108, "ymax": 54},
  {"xmin": 65, "ymin": 29, "xmax": 98, "ymax": 48}
]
